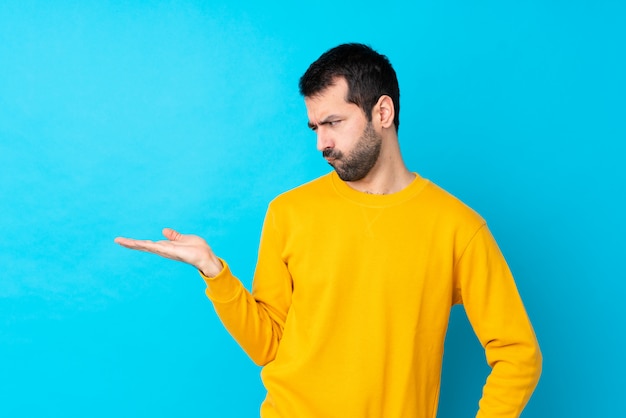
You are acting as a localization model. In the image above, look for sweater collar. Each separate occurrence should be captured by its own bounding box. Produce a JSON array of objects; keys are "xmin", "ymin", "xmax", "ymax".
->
[{"xmin": 329, "ymin": 171, "xmax": 429, "ymax": 207}]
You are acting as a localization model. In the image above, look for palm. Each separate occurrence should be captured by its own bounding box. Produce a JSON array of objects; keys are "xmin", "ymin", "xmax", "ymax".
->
[{"xmin": 115, "ymin": 228, "xmax": 221, "ymax": 276}]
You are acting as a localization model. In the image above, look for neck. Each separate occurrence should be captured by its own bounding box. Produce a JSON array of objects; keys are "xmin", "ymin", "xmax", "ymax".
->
[
  {"xmin": 346, "ymin": 140, "xmax": 415, "ymax": 195},
  {"xmin": 347, "ymin": 167, "xmax": 415, "ymax": 195}
]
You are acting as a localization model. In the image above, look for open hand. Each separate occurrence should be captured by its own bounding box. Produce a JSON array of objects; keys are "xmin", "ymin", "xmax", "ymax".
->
[{"xmin": 114, "ymin": 228, "xmax": 223, "ymax": 277}]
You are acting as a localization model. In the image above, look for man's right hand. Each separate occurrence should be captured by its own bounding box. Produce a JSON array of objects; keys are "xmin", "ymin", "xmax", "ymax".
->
[{"xmin": 114, "ymin": 228, "xmax": 224, "ymax": 277}]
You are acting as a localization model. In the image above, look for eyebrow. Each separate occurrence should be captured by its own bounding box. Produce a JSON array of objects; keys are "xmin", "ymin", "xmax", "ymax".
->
[{"xmin": 307, "ymin": 114, "xmax": 341, "ymax": 130}]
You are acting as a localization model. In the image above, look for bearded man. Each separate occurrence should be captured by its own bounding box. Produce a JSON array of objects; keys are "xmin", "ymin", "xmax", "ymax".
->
[{"xmin": 116, "ymin": 43, "xmax": 542, "ymax": 418}]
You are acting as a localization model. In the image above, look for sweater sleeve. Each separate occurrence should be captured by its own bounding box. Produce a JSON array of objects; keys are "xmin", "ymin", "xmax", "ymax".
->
[
  {"xmin": 454, "ymin": 224, "xmax": 542, "ymax": 417},
  {"xmin": 201, "ymin": 206, "xmax": 293, "ymax": 366}
]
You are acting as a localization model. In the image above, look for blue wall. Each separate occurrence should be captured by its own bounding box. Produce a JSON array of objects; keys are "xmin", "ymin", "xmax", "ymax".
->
[{"xmin": 1, "ymin": 1, "xmax": 624, "ymax": 416}]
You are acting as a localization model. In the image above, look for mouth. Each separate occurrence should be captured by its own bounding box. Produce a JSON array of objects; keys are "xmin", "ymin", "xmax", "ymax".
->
[{"xmin": 323, "ymin": 149, "xmax": 340, "ymax": 164}]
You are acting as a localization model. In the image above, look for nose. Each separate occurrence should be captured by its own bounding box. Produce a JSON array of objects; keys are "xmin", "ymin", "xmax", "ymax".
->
[{"xmin": 316, "ymin": 127, "xmax": 334, "ymax": 152}]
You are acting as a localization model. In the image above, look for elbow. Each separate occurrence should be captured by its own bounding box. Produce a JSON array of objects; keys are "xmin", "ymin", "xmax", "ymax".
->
[
  {"xmin": 531, "ymin": 341, "xmax": 543, "ymax": 382},
  {"xmin": 245, "ymin": 331, "xmax": 281, "ymax": 366},
  {"xmin": 486, "ymin": 335, "xmax": 543, "ymax": 381},
  {"xmin": 250, "ymin": 351, "xmax": 276, "ymax": 367},
  {"xmin": 513, "ymin": 337, "xmax": 543, "ymax": 385}
]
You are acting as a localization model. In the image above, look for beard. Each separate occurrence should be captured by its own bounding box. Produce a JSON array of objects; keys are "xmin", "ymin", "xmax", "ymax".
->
[{"xmin": 323, "ymin": 122, "xmax": 382, "ymax": 182}]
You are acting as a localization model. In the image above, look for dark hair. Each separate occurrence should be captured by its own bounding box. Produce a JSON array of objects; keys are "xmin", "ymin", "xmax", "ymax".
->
[{"xmin": 299, "ymin": 43, "xmax": 400, "ymax": 131}]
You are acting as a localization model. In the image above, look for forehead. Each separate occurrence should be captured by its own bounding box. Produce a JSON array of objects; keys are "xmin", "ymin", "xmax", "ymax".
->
[{"xmin": 304, "ymin": 78, "xmax": 359, "ymax": 119}]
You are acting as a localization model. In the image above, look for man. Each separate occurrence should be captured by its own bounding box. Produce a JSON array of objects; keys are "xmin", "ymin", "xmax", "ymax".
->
[{"xmin": 115, "ymin": 43, "xmax": 542, "ymax": 417}]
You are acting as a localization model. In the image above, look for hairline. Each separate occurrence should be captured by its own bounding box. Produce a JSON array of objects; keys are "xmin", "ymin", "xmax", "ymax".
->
[{"xmin": 303, "ymin": 76, "xmax": 375, "ymax": 121}]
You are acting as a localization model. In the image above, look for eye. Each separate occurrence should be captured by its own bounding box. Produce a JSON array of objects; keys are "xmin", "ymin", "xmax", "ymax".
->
[{"xmin": 328, "ymin": 120, "xmax": 340, "ymax": 127}]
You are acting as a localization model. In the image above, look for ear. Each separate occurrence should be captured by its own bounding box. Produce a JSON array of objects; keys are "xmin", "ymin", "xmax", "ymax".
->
[{"xmin": 373, "ymin": 95, "xmax": 395, "ymax": 129}]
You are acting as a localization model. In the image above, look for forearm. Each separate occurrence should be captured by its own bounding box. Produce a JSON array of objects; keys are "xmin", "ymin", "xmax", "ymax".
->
[
  {"xmin": 476, "ymin": 337, "xmax": 542, "ymax": 417},
  {"xmin": 200, "ymin": 260, "xmax": 284, "ymax": 366}
]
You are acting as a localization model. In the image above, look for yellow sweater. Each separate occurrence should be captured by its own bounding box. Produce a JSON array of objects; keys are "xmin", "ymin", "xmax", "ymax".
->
[{"xmin": 202, "ymin": 172, "xmax": 541, "ymax": 417}]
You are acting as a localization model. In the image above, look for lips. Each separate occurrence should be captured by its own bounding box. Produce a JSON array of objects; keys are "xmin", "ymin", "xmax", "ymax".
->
[{"xmin": 323, "ymin": 149, "xmax": 341, "ymax": 162}]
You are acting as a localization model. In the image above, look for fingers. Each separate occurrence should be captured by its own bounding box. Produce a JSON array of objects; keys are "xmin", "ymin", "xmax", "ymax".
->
[
  {"xmin": 114, "ymin": 236, "xmax": 157, "ymax": 251},
  {"xmin": 114, "ymin": 228, "xmax": 182, "ymax": 251},
  {"xmin": 115, "ymin": 228, "xmax": 183, "ymax": 250},
  {"xmin": 115, "ymin": 236, "xmax": 181, "ymax": 263},
  {"xmin": 114, "ymin": 236, "xmax": 133, "ymax": 247},
  {"xmin": 162, "ymin": 227, "xmax": 182, "ymax": 241}
]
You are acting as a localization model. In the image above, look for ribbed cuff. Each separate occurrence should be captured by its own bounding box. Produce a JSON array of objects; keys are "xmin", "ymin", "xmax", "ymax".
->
[{"xmin": 199, "ymin": 259, "xmax": 243, "ymax": 303}]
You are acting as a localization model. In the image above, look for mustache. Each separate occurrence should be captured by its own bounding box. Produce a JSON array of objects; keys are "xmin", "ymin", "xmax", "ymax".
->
[{"xmin": 322, "ymin": 148, "xmax": 342, "ymax": 159}]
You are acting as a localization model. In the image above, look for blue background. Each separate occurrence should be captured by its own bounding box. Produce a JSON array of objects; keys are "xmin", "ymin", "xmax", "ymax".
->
[{"xmin": 1, "ymin": 1, "xmax": 624, "ymax": 416}]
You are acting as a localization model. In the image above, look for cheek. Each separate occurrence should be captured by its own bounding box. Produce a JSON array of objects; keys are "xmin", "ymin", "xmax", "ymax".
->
[{"xmin": 342, "ymin": 126, "xmax": 366, "ymax": 149}]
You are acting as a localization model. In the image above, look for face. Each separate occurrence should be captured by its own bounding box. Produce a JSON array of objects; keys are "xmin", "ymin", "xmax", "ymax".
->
[
  {"xmin": 305, "ymin": 78, "xmax": 383, "ymax": 182},
  {"xmin": 322, "ymin": 122, "xmax": 382, "ymax": 182}
]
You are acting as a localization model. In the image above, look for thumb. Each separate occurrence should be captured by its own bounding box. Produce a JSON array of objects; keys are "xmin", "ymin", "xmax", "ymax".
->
[{"xmin": 162, "ymin": 227, "xmax": 182, "ymax": 241}]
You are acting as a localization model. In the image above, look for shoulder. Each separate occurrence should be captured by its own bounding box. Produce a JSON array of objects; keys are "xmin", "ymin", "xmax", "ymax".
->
[
  {"xmin": 269, "ymin": 173, "xmax": 334, "ymax": 209},
  {"xmin": 419, "ymin": 179, "xmax": 486, "ymax": 230}
]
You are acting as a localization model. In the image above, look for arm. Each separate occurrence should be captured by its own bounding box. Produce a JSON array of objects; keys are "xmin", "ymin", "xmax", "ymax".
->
[
  {"xmin": 206, "ymin": 206, "xmax": 293, "ymax": 365},
  {"xmin": 454, "ymin": 225, "xmax": 542, "ymax": 417},
  {"xmin": 115, "ymin": 210, "xmax": 292, "ymax": 366}
]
